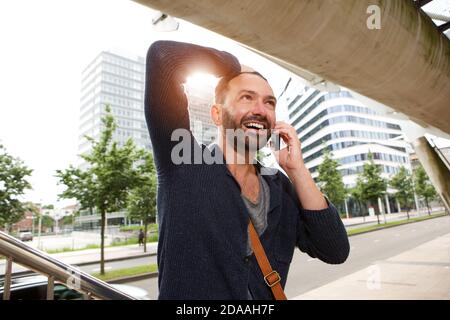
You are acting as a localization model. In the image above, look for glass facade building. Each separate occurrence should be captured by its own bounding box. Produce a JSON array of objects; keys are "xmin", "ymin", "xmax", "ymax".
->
[
  {"xmin": 283, "ymin": 81, "xmax": 412, "ymax": 216},
  {"xmin": 78, "ymin": 51, "xmax": 149, "ymax": 169}
]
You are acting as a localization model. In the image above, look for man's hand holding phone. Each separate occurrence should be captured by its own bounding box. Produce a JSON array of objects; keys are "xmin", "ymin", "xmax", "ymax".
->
[{"xmin": 270, "ymin": 121, "xmax": 305, "ymax": 175}]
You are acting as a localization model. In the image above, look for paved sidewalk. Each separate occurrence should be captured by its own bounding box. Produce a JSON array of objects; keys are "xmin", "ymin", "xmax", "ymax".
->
[
  {"xmin": 292, "ymin": 232, "xmax": 450, "ymax": 300},
  {"xmin": 49, "ymin": 242, "xmax": 158, "ymax": 266}
]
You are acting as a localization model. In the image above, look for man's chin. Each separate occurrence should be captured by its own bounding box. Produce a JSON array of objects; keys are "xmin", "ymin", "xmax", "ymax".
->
[
  {"xmin": 242, "ymin": 136, "xmax": 269, "ymax": 152},
  {"xmin": 224, "ymin": 128, "xmax": 269, "ymax": 152}
]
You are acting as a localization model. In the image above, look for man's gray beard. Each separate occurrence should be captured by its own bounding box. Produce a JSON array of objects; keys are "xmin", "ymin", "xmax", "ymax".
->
[
  {"xmin": 222, "ymin": 111, "xmax": 270, "ymax": 153},
  {"xmin": 223, "ymin": 129, "xmax": 270, "ymax": 155}
]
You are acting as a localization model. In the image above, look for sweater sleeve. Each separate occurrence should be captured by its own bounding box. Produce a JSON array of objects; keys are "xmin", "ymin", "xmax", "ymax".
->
[
  {"xmin": 296, "ymin": 199, "xmax": 350, "ymax": 264},
  {"xmin": 144, "ymin": 40, "xmax": 241, "ymax": 173},
  {"xmin": 281, "ymin": 175, "xmax": 349, "ymax": 264}
]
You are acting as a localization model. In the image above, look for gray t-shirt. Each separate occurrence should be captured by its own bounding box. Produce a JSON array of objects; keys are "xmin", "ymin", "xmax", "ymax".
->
[
  {"xmin": 241, "ymin": 172, "xmax": 271, "ymax": 299},
  {"xmin": 242, "ymin": 172, "xmax": 270, "ymax": 255}
]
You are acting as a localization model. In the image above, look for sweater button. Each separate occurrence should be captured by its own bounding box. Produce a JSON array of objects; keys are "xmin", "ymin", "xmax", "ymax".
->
[{"xmin": 244, "ymin": 257, "xmax": 250, "ymax": 263}]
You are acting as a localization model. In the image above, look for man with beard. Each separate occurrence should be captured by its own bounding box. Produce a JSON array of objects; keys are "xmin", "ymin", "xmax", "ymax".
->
[{"xmin": 145, "ymin": 40, "xmax": 350, "ymax": 300}]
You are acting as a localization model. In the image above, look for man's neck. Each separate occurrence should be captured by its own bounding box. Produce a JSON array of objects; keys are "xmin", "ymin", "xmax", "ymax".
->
[{"xmin": 218, "ymin": 139, "xmax": 257, "ymax": 180}]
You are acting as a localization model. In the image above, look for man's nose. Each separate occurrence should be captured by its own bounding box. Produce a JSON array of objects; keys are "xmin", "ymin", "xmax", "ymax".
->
[{"xmin": 251, "ymin": 99, "xmax": 267, "ymax": 116}]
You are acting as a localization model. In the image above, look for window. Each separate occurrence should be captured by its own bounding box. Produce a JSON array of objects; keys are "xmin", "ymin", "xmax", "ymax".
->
[{"xmin": 299, "ymin": 115, "xmax": 402, "ymax": 143}]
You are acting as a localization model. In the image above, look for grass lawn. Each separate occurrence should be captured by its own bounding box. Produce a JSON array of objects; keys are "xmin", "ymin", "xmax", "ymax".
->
[{"xmin": 92, "ymin": 264, "xmax": 158, "ymax": 281}]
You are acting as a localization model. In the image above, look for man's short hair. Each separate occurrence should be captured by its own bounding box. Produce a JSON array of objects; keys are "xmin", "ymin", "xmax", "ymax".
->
[{"xmin": 214, "ymin": 71, "xmax": 268, "ymax": 104}]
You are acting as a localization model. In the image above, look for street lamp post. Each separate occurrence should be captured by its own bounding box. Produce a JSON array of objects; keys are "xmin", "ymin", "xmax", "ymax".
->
[
  {"xmin": 31, "ymin": 215, "xmax": 35, "ymax": 236},
  {"xmin": 37, "ymin": 214, "xmax": 42, "ymax": 250}
]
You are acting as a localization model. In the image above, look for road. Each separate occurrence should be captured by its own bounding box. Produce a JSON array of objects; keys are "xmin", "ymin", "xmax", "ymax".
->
[
  {"xmin": 285, "ymin": 214, "xmax": 450, "ymax": 296},
  {"xmin": 121, "ymin": 215, "xmax": 450, "ymax": 299}
]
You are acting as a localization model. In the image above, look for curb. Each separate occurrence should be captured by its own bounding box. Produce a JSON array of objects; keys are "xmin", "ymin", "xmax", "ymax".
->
[
  {"xmin": 344, "ymin": 211, "xmax": 446, "ymax": 229},
  {"xmin": 347, "ymin": 213, "xmax": 448, "ymax": 237},
  {"xmin": 107, "ymin": 271, "xmax": 159, "ymax": 284}
]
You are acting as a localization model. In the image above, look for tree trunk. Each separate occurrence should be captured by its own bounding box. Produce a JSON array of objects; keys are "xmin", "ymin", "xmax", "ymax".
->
[
  {"xmin": 100, "ymin": 209, "xmax": 105, "ymax": 275},
  {"xmin": 425, "ymin": 197, "xmax": 431, "ymax": 216},
  {"xmin": 358, "ymin": 200, "xmax": 366, "ymax": 222},
  {"xmin": 373, "ymin": 200, "xmax": 380, "ymax": 225},
  {"xmin": 144, "ymin": 216, "xmax": 148, "ymax": 253}
]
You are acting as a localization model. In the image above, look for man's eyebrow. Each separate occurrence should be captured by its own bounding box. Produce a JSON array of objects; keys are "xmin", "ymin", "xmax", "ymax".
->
[
  {"xmin": 237, "ymin": 90, "xmax": 277, "ymax": 103},
  {"xmin": 266, "ymin": 95, "xmax": 278, "ymax": 104},
  {"xmin": 237, "ymin": 89, "xmax": 257, "ymax": 96}
]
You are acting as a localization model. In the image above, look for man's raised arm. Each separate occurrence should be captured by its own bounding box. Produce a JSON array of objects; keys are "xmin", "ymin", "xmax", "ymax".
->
[{"xmin": 144, "ymin": 40, "xmax": 241, "ymax": 173}]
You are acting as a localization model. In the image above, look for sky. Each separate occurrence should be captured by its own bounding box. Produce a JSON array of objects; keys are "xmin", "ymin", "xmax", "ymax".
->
[
  {"xmin": 0, "ymin": 0, "xmax": 449, "ymax": 208},
  {"xmin": 0, "ymin": 0, "xmax": 295, "ymax": 208}
]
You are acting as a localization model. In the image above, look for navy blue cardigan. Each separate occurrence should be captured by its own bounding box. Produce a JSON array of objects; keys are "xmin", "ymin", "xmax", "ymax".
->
[{"xmin": 144, "ymin": 40, "xmax": 350, "ymax": 300}]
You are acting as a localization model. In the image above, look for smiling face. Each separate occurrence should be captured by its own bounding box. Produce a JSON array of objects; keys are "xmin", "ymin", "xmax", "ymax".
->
[{"xmin": 212, "ymin": 72, "xmax": 277, "ymax": 152}]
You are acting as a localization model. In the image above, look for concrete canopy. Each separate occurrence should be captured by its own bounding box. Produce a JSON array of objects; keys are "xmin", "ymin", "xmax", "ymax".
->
[{"xmin": 134, "ymin": 0, "xmax": 450, "ymax": 135}]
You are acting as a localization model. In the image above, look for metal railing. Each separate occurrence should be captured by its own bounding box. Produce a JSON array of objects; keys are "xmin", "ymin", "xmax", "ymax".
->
[{"xmin": 0, "ymin": 230, "xmax": 136, "ymax": 300}]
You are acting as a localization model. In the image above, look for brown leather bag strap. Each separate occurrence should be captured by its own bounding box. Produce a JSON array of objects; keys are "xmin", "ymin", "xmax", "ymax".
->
[{"xmin": 248, "ymin": 221, "xmax": 287, "ymax": 300}]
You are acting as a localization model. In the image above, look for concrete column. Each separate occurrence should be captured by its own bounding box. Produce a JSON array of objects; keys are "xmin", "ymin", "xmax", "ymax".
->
[
  {"xmin": 412, "ymin": 136, "xmax": 450, "ymax": 213},
  {"xmin": 414, "ymin": 191, "xmax": 420, "ymax": 215},
  {"xmin": 385, "ymin": 194, "xmax": 391, "ymax": 214},
  {"xmin": 396, "ymin": 198, "xmax": 401, "ymax": 213}
]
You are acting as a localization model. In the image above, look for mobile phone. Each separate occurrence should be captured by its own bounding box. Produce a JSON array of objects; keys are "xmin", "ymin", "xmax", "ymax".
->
[{"xmin": 269, "ymin": 132, "xmax": 287, "ymax": 151}]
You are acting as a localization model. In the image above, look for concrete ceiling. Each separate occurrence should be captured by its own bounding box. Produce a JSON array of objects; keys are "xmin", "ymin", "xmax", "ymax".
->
[{"xmin": 134, "ymin": 0, "xmax": 450, "ymax": 135}]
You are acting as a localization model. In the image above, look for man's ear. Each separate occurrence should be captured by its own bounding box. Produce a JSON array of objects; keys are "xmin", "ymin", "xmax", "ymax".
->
[{"xmin": 211, "ymin": 103, "xmax": 222, "ymax": 126}]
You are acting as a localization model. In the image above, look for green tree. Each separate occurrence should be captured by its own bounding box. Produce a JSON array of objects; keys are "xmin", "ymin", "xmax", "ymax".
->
[
  {"xmin": 317, "ymin": 148, "xmax": 347, "ymax": 211},
  {"xmin": 126, "ymin": 150, "xmax": 157, "ymax": 252},
  {"xmin": 56, "ymin": 166, "xmax": 96, "ymax": 216},
  {"xmin": 390, "ymin": 166, "xmax": 415, "ymax": 219},
  {"xmin": 414, "ymin": 165, "xmax": 437, "ymax": 216},
  {"xmin": 0, "ymin": 144, "xmax": 33, "ymax": 231},
  {"xmin": 61, "ymin": 214, "xmax": 74, "ymax": 226},
  {"xmin": 355, "ymin": 152, "xmax": 387, "ymax": 224},
  {"xmin": 56, "ymin": 105, "xmax": 143, "ymax": 274},
  {"xmin": 41, "ymin": 215, "xmax": 54, "ymax": 231}
]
